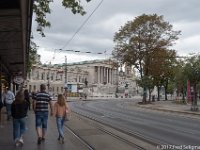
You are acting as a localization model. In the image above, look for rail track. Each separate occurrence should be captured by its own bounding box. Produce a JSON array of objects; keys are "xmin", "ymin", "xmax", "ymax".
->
[{"xmin": 64, "ymin": 111, "xmax": 162, "ymax": 150}]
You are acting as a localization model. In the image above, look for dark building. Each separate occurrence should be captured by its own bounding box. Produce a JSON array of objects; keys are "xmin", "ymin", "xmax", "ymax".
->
[{"xmin": 0, "ymin": 0, "xmax": 33, "ymax": 95}]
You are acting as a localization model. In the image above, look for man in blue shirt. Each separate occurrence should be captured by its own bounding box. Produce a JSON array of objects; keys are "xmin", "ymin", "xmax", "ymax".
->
[{"xmin": 3, "ymin": 87, "xmax": 15, "ymax": 121}]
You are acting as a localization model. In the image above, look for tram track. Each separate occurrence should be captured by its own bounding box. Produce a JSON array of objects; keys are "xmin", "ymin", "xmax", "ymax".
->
[
  {"xmin": 65, "ymin": 111, "xmax": 160, "ymax": 150},
  {"xmin": 64, "ymin": 124, "xmax": 95, "ymax": 150}
]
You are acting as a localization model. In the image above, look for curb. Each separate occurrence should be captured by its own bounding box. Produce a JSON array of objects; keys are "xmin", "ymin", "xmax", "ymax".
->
[{"xmin": 137, "ymin": 104, "xmax": 200, "ymax": 116}]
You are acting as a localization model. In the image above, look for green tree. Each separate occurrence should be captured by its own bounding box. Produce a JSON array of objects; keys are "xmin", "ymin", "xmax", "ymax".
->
[
  {"xmin": 149, "ymin": 49, "xmax": 177, "ymax": 101},
  {"xmin": 174, "ymin": 59, "xmax": 187, "ymax": 102},
  {"xmin": 184, "ymin": 55, "xmax": 200, "ymax": 111},
  {"xmin": 27, "ymin": 40, "xmax": 38, "ymax": 72},
  {"xmin": 136, "ymin": 76, "xmax": 154, "ymax": 101},
  {"xmin": 113, "ymin": 14, "xmax": 180, "ymax": 103},
  {"xmin": 33, "ymin": 0, "xmax": 91, "ymax": 36}
]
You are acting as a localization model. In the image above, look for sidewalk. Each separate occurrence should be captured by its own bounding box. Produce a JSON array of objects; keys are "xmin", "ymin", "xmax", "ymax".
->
[
  {"xmin": 0, "ymin": 108, "xmax": 89, "ymax": 150},
  {"xmin": 134, "ymin": 100, "xmax": 200, "ymax": 118}
]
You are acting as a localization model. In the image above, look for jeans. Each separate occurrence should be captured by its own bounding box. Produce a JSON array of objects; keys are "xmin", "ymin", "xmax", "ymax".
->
[
  {"xmin": 6, "ymin": 104, "xmax": 12, "ymax": 120},
  {"xmin": 56, "ymin": 117, "xmax": 65, "ymax": 138},
  {"xmin": 35, "ymin": 112, "xmax": 48, "ymax": 129},
  {"xmin": 13, "ymin": 117, "xmax": 26, "ymax": 140}
]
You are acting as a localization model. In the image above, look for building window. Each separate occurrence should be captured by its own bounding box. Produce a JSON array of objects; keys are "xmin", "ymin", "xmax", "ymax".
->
[
  {"xmin": 47, "ymin": 72, "xmax": 49, "ymax": 80},
  {"xmin": 95, "ymin": 66, "xmax": 98, "ymax": 72},
  {"xmin": 41, "ymin": 72, "xmax": 45, "ymax": 80},
  {"xmin": 34, "ymin": 85, "xmax": 36, "ymax": 91},
  {"xmin": 79, "ymin": 76, "xmax": 81, "ymax": 82},
  {"xmin": 29, "ymin": 85, "xmax": 32, "ymax": 92},
  {"xmin": 36, "ymin": 71, "xmax": 39, "ymax": 80},
  {"xmin": 51, "ymin": 73, "xmax": 54, "ymax": 80}
]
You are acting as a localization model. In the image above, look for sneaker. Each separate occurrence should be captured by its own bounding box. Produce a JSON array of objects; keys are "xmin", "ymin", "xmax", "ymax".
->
[
  {"xmin": 60, "ymin": 137, "xmax": 64, "ymax": 144},
  {"xmin": 15, "ymin": 142, "xmax": 20, "ymax": 147},
  {"xmin": 15, "ymin": 139, "xmax": 21, "ymax": 147},
  {"xmin": 57, "ymin": 135, "xmax": 61, "ymax": 141},
  {"xmin": 37, "ymin": 137, "xmax": 42, "ymax": 145},
  {"xmin": 19, "ymin": 137, "xmax": 24, "ymax": 145}
]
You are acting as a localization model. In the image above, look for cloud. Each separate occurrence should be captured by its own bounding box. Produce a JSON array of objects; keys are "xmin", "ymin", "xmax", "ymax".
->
[
  {"xmin": 33, "ymin": 0, "xmax": 200, "ymax": 64},
  {"xmin": 174, "ymin": 35, "xmax": 200, "ymax": 56},
  {"xmin": 37, "ymin": 48, "xmax": 106, "ymax": 64}
]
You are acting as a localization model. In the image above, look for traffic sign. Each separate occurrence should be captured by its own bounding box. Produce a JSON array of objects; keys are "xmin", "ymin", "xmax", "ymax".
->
[{"xmin": 13, "ymin": 76, "xmax": 24, "ymax": 84}]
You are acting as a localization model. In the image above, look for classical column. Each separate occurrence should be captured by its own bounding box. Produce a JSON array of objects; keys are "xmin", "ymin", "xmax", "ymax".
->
[
  {"xmin": 98, "ymin": 66, "xmax": 100, "ymax": 83},
  {"xmin": 106, "ymin": 68, "xmax": 109, "ymax": 83},
  {"xmin": 101, "ymin": 67, "xmax": 104, "ymax": 84},
  {"xmin": 110, "ymin": 68, "xmax": 112, "ymax": 84},
  {"xmin": 103, "ymin": 67, "xmax": 106, "ymax": 84}
]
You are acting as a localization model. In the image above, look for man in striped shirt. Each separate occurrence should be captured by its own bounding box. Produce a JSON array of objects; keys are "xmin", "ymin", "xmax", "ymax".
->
[{"xmin": 33, "ymin": 84, "xmax": 53, "ymax": 145}]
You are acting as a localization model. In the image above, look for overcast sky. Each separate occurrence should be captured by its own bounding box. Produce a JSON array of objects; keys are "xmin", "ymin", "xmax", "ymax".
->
[{"xmin": 32, "ymin": 0, "xmax": 200, "ymax": 64}]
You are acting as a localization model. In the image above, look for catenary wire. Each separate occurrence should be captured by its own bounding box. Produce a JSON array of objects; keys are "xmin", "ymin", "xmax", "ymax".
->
[{"xmin": 45, "ymin": 0, "xmax": 105, "ymax": 64}]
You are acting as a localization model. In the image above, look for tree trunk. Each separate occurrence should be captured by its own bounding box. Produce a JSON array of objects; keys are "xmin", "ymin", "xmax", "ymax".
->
[
  {"xmin": 148, "ymin": 89, "xmax": 151, "ymax": 102},
  {"xmin": 164, "ymin": 80, "xmax": 168, "ymax": 100},
  {"xmin": 157, "ymin": 86, "xmax": 160, "ymax": 101},
  {"xmin": 182, "ymin": 87, "xmax": 185, "ymax": 101},
  {"xmin": 143, "ymin": 86, "xmax": 147, "ymax": 103}
]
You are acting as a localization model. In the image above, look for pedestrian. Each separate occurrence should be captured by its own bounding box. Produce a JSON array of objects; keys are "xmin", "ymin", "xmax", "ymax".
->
[
  {"xmin": 32, "ymin": 84, "xmax": 53, "ymax": 145},
  {"xmin": 3, "ymin": 87, "xmax": 15, "ymax": 121},
  {"xmin": 11, "ymin": 89, "xmax": 28, "ymax": 147},
  {"xmin": 54, "ymin": 94, "xmax": 70, "ymax": 144},
  {"xmin": 24, "ymin": 89, "xmax": 31, "ymax": 110}
]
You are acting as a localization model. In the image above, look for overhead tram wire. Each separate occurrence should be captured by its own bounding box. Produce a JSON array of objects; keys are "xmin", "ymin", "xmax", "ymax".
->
[
  {"xmin": 44, "ymin": 0, "xmax": 104, "ymax": 64},
  {"xmin": 60, "ymin": 0, "xmax": 104, "ymax": 51},
  {"xmin": 55, "ymin": 48, "xmax": 112, "ymax": 56}
]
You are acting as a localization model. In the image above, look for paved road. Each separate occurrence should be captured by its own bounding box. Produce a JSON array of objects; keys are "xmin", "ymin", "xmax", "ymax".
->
[{"xmin": 70, "ymin": 99, "xmax": 200, "ymax": 146}]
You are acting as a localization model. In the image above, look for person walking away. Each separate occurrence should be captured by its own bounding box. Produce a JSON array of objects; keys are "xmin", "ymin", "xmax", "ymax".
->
[
  {"xmin": 3, "ymin": 87, "xmax": 15, "ymax": 121},
  {"xmin": 32, "ymin": 84, "xmax": 53, "ymax": 145},
  {"xmin": 11, "ymin": 89, "xmax": 28, "ymax": 147},
  {"xmin": 54, "ymin": 94, "xmax": 70, "ymax": 144},
  {"xmin": 24, "ymin": 89, "xmax": 31, "ymax": 110}
]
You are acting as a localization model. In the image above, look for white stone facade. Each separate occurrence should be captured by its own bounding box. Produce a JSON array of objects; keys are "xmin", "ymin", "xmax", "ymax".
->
[{"xmin": 26, "ymin": 59, "xmax": 137, "ymax": 98}]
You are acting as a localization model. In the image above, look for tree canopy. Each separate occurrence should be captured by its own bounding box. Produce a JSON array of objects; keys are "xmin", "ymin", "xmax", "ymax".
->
[
  {"xmin": 33, "ymin": 0, "xmax": 91, "ymax": 36},
  {"xmin": 112, "ymin": 14, "xmax": 181, "ymax": 102}
]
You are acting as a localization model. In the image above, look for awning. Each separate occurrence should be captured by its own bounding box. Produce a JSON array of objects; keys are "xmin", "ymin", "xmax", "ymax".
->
[{"xmin": 0, "ymin": 0, "xmax": 33, "ymax": 79}]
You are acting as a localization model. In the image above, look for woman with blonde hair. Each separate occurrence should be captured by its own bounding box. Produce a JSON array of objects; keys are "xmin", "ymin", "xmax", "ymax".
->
[
  {"xmin": 11, "ymin": 89, "xmax": 28, "ymax": 147},
  {"xmin": 54, "ymin": 94, "xmax": 70, "ymax": 143}
]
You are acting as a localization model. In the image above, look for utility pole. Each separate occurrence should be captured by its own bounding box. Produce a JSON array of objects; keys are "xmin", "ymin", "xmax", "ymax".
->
[
  {"xmin": 64, "ymin": 56, "xmax": 68, "ymax": 99},
  {"xmin": 47, "ymin": 62, "xmax": 50, "ymax": 93}
]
